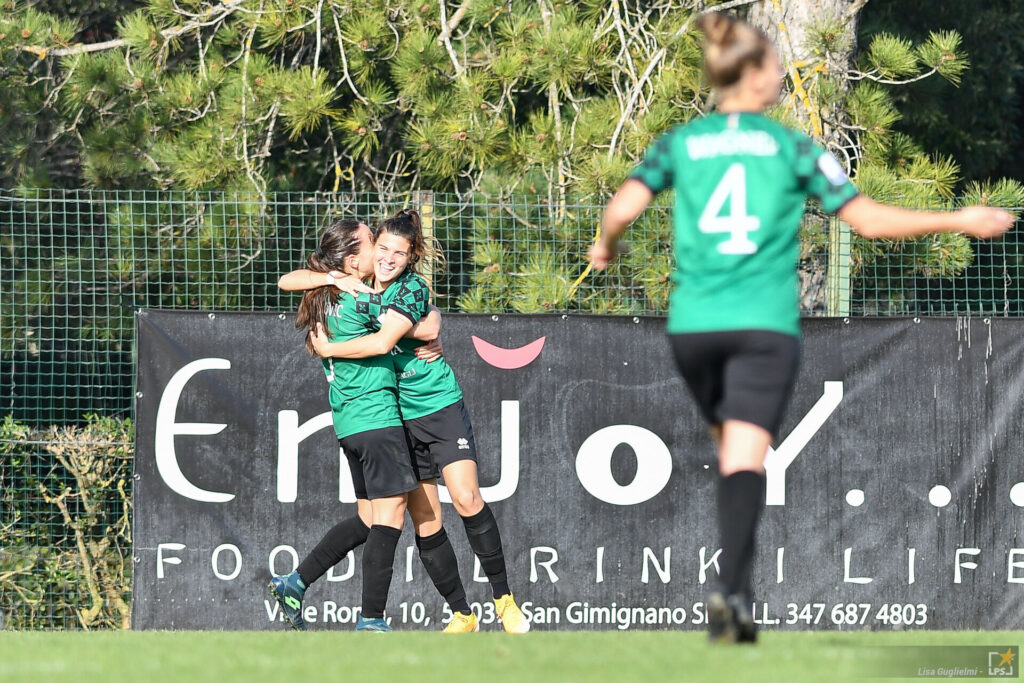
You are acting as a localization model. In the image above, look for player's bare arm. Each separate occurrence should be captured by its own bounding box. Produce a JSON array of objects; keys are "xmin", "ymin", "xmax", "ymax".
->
[
  {"xmin": 409, "ymin": 306, "xmax": 441, "ymax": 341},
  {"xmin": 277, "ymin": 268, "xmax": 375, "ymax": 295},
  {"xmin": 591, "ymin": 179, "xmax": 655, "ymax": 270},
  {"xmin": 839, "ymin": 195, "xmax": 1014, "ymax": 241},
  {"xmin": 311, "ymin": 309, "xmax": 414, "ymax": 358},
  {"xmin": 410, "ymin": 307, "xmax": 444, "ymax": 362}
]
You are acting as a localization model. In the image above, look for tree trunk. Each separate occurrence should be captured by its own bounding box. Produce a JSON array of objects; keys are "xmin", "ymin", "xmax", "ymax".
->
[
  {"xmin": 747, "ymin": 1, "xmax": 868, "ymax": 315},
  {"xmin": 747, "ymin": 0, "xmax": 867, "ymax": 152},
  {"xmin": 748, "ymin": 0, "xmax": 865, "ymax": 60}
]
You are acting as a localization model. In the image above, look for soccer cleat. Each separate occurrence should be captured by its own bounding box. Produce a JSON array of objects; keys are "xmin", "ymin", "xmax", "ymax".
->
[
  {"xmin": 728, "ymin": 594, "xmax": 758, "ymax": 644},
  {"xmin": 443, "ymin": 611, "xmax": 480, "ymax": 634},
  {"xmin": 356, "ymin": 616, "xmax": 393, "ymax": 632},
  {"xmin": 268, "ymin": 571, "xmax": 307, "ymax": 631},
  {"xmin": 494, "ymin": 593, "xmax": 530, "ymax": 634},
  {"xmin": 706, "ymin": 592, "xmax": 737, "ymax": 645}
]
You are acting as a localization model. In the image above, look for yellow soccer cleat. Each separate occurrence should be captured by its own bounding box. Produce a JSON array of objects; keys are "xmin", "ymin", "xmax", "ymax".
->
[
  {"xmin": 494, "ymin": 593, "xmax": 530, "ymax": 634},
  {"xmin": 443, "ymin": 611, "xmax": 479, "ymax": 634}
]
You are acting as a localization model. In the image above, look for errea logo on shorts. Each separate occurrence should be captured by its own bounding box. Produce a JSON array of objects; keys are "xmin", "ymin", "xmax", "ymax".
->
[{"xmin": 457, "ymin": 438, "xmax": 470, "ymax": 450}]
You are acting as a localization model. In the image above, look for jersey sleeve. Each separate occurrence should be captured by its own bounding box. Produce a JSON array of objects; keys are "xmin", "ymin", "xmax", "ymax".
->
[
  {"xmin": 793, "ymin": 134, "xmax": 859, "ymax": 214},
  {"xmin": 386, "ymin": 274, "xmax": 431, "ymax": 325},
  {"xmin": 628, "ymin": 130, "xmax": 677, "ymax": 194}
]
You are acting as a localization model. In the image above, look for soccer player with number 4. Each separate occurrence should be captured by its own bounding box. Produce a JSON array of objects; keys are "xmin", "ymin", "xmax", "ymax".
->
[{"xmin": 590, "ymin": 11, "xmax": 1014, "ymax": 645}]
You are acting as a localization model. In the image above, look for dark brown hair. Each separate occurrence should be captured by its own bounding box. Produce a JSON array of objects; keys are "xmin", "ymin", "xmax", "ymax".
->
[
  {"xmin": 295, "ymin": 218, "xmax": 363, "ymax": 354},
  {"xmin": 697, "ymin": 11, "xmax": 773, "ymax": 89}
]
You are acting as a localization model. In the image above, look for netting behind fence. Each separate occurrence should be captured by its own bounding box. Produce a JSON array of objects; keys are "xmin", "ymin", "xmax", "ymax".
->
[{"xmin": 1, "ymin": 187, "xmax": 1022, "ymax": 628}]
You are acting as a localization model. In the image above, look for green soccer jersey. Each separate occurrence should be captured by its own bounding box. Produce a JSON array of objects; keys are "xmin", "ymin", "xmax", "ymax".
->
[
  {"xmin": 378, "ymin": 270, "xmax": 463, "ymax": 420},
  {"xmin": 321, "ymin": 291, "xmax": 403, "ymax": 439},
  {"xmin": 629, "ymin": 112, "xmax": 859, "ymax": 337}
]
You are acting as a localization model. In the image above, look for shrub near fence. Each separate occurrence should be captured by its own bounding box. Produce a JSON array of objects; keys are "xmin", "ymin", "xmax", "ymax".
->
[
  {"xmin": 1, "ymin": 415, "xmax": 132, "ymax": 629},
  {"xmin": 1, "ymin": 187, "xmax": 1022, "ymax": 628}
]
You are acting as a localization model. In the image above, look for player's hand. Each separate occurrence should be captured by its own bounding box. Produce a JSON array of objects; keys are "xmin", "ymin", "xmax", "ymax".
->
[
  {"xmin": 415, "ymin": 338, "xmax": 443, "ymax": 363},
  {"xmin": 957, "ymin": 206, "xmax": 1015, "ymax": 239},
  {"xmin": 588, "ymin": 241, "xmax": 618, "ymax": 271},
  {"xmin": 311, "ymin": 322, "xmax": 331, "ymax": 357},
  {"xmin": 332, "ymin": 273, "xmax": 374, "ymax": 296}
]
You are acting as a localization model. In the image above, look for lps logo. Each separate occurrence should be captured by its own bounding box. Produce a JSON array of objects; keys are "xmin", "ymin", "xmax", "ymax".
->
[{"xmin": 988, "ymin": 648, "xmax": 1016, "ymax": 677}]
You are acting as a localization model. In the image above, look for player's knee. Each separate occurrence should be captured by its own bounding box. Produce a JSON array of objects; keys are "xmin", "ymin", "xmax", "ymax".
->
[
  {"xmin": 452, "ymin": 488, "xmax": 483, "ymax": 516},
  {"xmin": 375, "ymin": 501, "xmax": 407, "ymax": 528},
  {"xmin": 407, "ymin": 500, "xmax": 440, "ymax": 526}
]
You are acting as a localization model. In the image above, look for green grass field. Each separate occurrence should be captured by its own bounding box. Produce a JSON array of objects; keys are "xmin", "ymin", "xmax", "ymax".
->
[{"xmin": 1, "ymin": 631, "xmax": 1021, "ymax": 682}]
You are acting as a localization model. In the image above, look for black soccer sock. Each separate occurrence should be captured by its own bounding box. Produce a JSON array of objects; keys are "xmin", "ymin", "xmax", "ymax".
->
[
  {"xmin": 416, "ymin": 528, "xmax": 471, "ymax": 615},
  {"xmin": 461, "ymin": 503, "xmax": 511, "ymax": 599},
  {"xmin": 738, "ymin": 471, "xmax": 767, "ymax": 596},
  {"xmin": 361, "ymin": 524, "xmax": 402, "ymax": 619},
  {"xmin": 296, "ymin": 516, "xmax": 370, "ymax": 586},
  {"xmin": 717, "ymin": 470, "xmax": 766, "ymax": 597}
]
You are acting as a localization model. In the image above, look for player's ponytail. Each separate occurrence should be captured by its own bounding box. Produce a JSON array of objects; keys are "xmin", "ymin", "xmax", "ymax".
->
[
  {"xmin": 698, "ymin": 11, "xmax": 772, "ymax": 89},
  {"xmin": 295, "ymin": 218, "xmax": 363, "ymax": 355}
]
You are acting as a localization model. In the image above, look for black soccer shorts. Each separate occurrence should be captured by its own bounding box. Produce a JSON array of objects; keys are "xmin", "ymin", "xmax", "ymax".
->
[
  {"xmin": 403, "ymin": 399, "xmax": 479, "ymax": 478},
  {"xmin": 339, "ymin": 426, "xmax": 419, "ymax": 500},
  {"xmin": 668, "ymin": 329, "xmax": 800, "ymax": 437}
]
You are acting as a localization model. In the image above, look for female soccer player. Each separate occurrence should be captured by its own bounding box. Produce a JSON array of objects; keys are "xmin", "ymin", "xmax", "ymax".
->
[
  {"xmin": 590, "ymin": 11, "xmax": 1014, "ymax": 644},
  {"xmin": 269, "ymin": 218, "xmax": 478, "ymax": 633},
  {"xmin": 309, "ymin": 209, "xmax": 530, "ymax": 634}
]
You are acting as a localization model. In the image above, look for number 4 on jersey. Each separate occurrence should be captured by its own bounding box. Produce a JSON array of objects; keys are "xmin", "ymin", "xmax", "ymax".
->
[{"xmin": 698, "ymin": 162, "xmax": 760, "ymax": 255}]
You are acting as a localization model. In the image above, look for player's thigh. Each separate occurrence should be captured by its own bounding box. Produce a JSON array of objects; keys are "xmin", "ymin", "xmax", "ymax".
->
[
  {"xmin": 717, "ymin": 419, "xmax": 774, "ymax": 475},
  {"xmin": 441, "ymin": 460, "xmax": 483, "ymax": 516},
  {"xmin": 370, "ymin": 494, "xmax": 408, "ymax": 528},
  {"xmin": 720, "ymin": 330, "xmax": 800, "ymax": 437},
  {"xmin": 668, "ymin": 332, "xmax": 730, "ymax": 427}
]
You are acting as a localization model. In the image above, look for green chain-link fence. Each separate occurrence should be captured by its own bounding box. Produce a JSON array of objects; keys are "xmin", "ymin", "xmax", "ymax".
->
[{"xmin": 2, "ymin": 187, "xmax": 1022, "ymax": 628}]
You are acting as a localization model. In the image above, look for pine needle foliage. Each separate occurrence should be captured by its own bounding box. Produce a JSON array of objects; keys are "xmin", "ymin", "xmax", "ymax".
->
[{"xmin": 0, "ymin": 0, "xmax": 1021, "ymax": 316}]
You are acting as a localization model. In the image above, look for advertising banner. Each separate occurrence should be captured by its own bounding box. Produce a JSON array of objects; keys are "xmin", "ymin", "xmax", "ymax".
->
[{"xmin": 133, "ymin": 312, "xmax": 1024, "ymax": 630}]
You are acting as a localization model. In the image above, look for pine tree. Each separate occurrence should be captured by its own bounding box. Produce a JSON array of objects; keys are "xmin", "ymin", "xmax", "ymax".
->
[
  {"xmin": 749, "ymin": 0, "xmax": 1024, "ymax": 313},
  {"xmin": 1, "ymin": 0, "xmax": 1021, "ymax": 318}
]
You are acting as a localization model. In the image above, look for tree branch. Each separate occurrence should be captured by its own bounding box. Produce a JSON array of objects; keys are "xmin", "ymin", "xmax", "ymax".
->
[
  {"xmin": 445, "ymin": 0, "xmax": 473, "ymax": 33},
  {"xmin": 18, "ymin": 0, "xmax": 250, "ymax": 58},
  {"xmin": 844, "ymin": 0, "xmax": 871, "ymax": 22},
  {"xmin": 848, "ymin": 66, "xmax": 939, "ymax": 85},
  {"xmin": 607, "ymin": 11, "xmax": 698, "ymax": 158},
  {"xmin": 437, "ymin": 0, "xmax": 465, "ymax": 76}
]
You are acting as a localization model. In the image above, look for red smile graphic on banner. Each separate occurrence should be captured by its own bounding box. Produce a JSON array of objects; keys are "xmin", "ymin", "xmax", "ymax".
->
[{"xmin": 471, "ymin": 335, "xmax": 546, "ymax": 369}]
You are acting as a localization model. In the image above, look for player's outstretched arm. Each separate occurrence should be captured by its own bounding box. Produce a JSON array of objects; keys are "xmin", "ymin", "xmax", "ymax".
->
[
  {"xmin": 311, "ymin": 310, "xmax": 413, "ymax": 359},
  {"xmin": 839, "ymin": 195, "xmax": 1015, "ymax": 241},
  {"xmin": 278, "ymin": 268, "xmax": 332, "ymax": 291},
  {"xmin": 277, "ymin": 268, "xmax": 374, "ymax": 294},
  {"xmin": 591, "ymin": 179, "xmax": 655, "ymax": 270}
]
